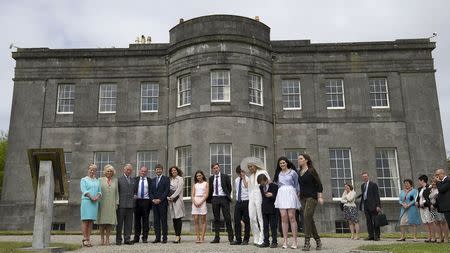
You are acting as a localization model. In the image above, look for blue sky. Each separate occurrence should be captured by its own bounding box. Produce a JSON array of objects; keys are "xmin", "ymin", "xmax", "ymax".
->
[{"xmin": 1, "ymin": 0, "xmax": 449, "ymax": 154}]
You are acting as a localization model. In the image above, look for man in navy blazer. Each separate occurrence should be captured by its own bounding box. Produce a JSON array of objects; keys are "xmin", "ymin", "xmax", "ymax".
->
[
  {"xmin": 436, "ymin": 168, "xmax": 450, "ymax": 229},
  {"xmin": 149, "ymin": 164, "xmax": 170, "ymax": 243},
  {"xmin": 359, "ymin": 172, "xmax": 382, "ymax": 241},
  {"xmin": 133, "ymin": 166, "xmax": 152, "ymax": 243}
]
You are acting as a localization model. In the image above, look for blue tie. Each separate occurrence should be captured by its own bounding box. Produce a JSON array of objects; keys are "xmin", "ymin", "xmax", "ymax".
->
[
  {"xmin": 140, "ymin": 177, "xmax": 145, "ymax": 199},
  {"xmin": 156, "ymin": 176, "xmax": 160, "ymax": 188},
  {"xmin": 238, "ymin": 178, "xmax": 242, "ymax": 202}
]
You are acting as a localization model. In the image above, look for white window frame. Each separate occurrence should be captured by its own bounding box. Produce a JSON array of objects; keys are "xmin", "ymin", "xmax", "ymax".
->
[
  {"xmin": 175, "ymin": 146, "xmax": 192, "ymax": 200},
  {"xmin": 282, "ymin": 80, "xmax": 302, "ymax": 110},
  {"xmin": 329, "ymin": 148, "xmax": 354, "ymax": 201},
  {"xmin": 211, "ymin": 70, "xmax": 231, "ymax": 103},
  {"xmin": 250, "ymin": 145, "xmax": 266, "ymax": 167},
  {"xmin": 98, "ymin": 84, "xmax": 117, "ymax": 114},
  {"xmin": 326, "ymin": 79, "xmax": 345, "ymax": 109},
  {"xmin": 209, "ymin": 143, "xmax": 233, "ymax": 176},
  {"xmin": 141, "ymin": 83, "xmax": 159, "ymax": 112},
  {"xmin": 249, "ymin": 73, "xmax": 263, "ymax": 106},
  {"xmin": 94, "ymin": 151, "xmax": 114, "ymax": 178},
  {"xmin": 136, "ymin": 150, "xmax": 158, "ymax": 178},
  {"xmin": 375, "ymin": 148, "xmax": 401, "ymax": 200},
  {"xmin": 369, "ymin": 78, "xmax": 390, "ymax": 109},
  {"xmin": 177, "ymin": 75, "xmax": 192, "ymax": 108},
  {"xmin": 284, "ymin": 149, "xmax": 305, "ymax": 163},
  {"xmin": 56, "ymin": 84, "xmax": 75, "ymax": 114}
]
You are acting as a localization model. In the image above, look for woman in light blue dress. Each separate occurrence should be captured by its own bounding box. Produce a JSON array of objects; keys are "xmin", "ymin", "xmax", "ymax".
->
[
  {"xmin": 397, "ymin": 179, "xmax": 421, "ymax": 241},
  {"xmin": 80, "ymin": 164, "xmax": 102, "ymax": 247}
]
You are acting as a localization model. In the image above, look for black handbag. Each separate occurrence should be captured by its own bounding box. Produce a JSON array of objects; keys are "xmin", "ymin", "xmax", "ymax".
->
[
  {"xmin": 374, "ymin": 212, "xmax": 389, "ymax": 227},
  {"xmin": 339, "ymin": 202, "xmax": 345, "ymax": 211},
  {"xmin": 168, "ymin": 190, "xmax": 180, "ymax": 202}
]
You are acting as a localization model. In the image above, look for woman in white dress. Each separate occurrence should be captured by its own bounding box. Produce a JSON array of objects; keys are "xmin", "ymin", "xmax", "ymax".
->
[
  {"xmin": 273, "ymin": 157, "xmax": 300, "ymax": 249},
  {"xmin": 191, "ymin": 170, "xmax": 209, "ymax": 243}
]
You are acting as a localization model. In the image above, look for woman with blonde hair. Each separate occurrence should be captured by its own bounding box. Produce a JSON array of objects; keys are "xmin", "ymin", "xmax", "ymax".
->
[
  {"xmin": 80, "ymin": 164, "xmax": 102, "ymax": 247},
  {"xmin": 97, "ymin": 164, "xmax": 118, "ymax": 245}
]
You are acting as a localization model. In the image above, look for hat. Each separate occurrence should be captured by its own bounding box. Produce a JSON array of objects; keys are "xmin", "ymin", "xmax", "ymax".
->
[{"xmin": 240, "ymin": 157, "xmax": 265, "ymax": 173}]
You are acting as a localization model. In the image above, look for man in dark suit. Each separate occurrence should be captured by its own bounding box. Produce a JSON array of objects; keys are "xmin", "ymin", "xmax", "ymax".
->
[
  {"xmin": 436, "ymin": 168, "xmax": 450, "ymax": 229},
  {"xmin": 258, "ymin": 174, "xmax": 278, "ymax": 248},
  {"xmin": 116, "ymin": 164, "xmax": 136, "ymax": 245},
  {"xmin": 149, "ymin": 164, "xmax": 170, "ymax": 243},
  {"xmin": 133, "ymin": 166, "xmax": 152, "ymax": 243},
  {"xmin": 207, "ymin": 163, "xmax": 234, "ymax": 244},
  {"xmin": 359, "ymin": 172, "xmax": 382, "ymax": 241}
]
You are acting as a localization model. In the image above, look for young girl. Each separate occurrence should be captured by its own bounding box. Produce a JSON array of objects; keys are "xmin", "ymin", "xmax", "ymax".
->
[{"xmin": 191, "ymin": 170, "xmax": 209, "ymax": 243}]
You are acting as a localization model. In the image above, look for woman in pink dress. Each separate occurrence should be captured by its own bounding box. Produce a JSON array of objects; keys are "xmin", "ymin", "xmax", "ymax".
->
[{"xmin": 191, "ymin": 170, "xmax": 209, "ymax": 243}]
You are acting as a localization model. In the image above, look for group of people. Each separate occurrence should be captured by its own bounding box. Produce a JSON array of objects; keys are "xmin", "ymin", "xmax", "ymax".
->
[
  {"xmin": 338, "ymin": 169, "xmax": 450, "ymax": 244},
  {"xmin": 79, "ymin": 154, "xmax": 324, "ymax": 250},
  {"xmin": 79, "ymin": 154, "xmax": 450, "ymax": 249}
]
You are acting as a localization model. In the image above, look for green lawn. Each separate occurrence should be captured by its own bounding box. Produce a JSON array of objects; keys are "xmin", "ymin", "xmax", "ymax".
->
[
  {"xmin": 359, "ymin": 243, "xmax": 450, "ymax": 253},
  {"xmin": 0, "ymin": 241, "xmax": 80, "ymax": 252}
]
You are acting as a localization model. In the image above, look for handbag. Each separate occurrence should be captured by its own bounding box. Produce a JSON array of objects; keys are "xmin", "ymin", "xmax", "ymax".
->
[
  {"xmin": 168, "ymin": 190, "xmax": 179, "ymax": 202},
  {"xmin": 374, "ymin": 212, "xmax": 389, "ymax": 227},
  {"xmin": 339, "ymin": 202, "xmax": 345, "ymax": 211}
]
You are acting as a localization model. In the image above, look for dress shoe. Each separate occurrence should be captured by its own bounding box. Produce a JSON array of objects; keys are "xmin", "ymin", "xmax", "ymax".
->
[
  {"xmin": 374, "ymin": 238, "xmax": 380, "ymax": 241},
  {"xmin": 162, "ymin": 240, "xmax": 167, "ymax": 244},
  {"xmin": 270, "ymin": 243, "xmax": 278, "ymax": 248},
  {"xmin": 152, "ymin": 240, "xmax": 161, "ymax": 244},
  {"xmin": 259, "ymin": 243, "xmax": 270, "ymax": 248},
  {"xmin": 230, "ymin": 241, "xmax": 241, "ymax": 245},
  {"xmin": 210, "ymin": 238, "xmax": 220, "ymax": 243},
  {"xmin": 142, "ymin": 239, "xmax": 148, "ymax": 243},
  {"xmin": 364, "ymin": 237, "xmax": 374, "ymax": 241},
  {"xmin": 124, "ymin": 241, "xmax": 134, "ymax": 245},
  {"xmin": 132, "ymin": 238, "xmax": 139, "ymax": 243},
  {"xmin": 115, "ymin": 241, "xmax": 122, "ymax": 246},
  {"xmin": 241, "ymin": 241, "xmax": 249, "ymax": 245}
]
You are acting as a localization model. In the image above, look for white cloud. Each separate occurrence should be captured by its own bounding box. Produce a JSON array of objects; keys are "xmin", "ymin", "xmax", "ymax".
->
[{"xmin": 0, "ymin": 0, "xmax": 449, "ymax": 150}]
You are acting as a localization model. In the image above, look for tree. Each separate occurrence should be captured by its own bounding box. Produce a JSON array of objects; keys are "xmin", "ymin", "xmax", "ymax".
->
[{"xmin": 0, "ymin": 131, "xmax": 7, "ymax": 199}]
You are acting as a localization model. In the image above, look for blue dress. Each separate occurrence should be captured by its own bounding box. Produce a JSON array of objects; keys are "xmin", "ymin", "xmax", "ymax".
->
[
  {"xmin": 80, "ymin": 176, "xmax": 102, "ymax": 221},
  {"xmin": 398, "ymin": 188, "xmax": 421, "ymax": 225}
]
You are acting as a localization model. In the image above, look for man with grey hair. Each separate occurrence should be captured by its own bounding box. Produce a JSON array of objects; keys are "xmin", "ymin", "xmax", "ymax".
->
[
  {"xmin": 436, "ymin": 168, "xmax": 450, "ymax": 229},
  {"xmin": 116, "ymin": 164, "xmax": 136, "ymax": 245}
]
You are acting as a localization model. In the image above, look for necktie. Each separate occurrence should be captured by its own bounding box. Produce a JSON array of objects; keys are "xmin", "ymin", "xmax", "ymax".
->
[
  {"xmin": 215, "ymin": 175, "xmax": 219, "ymax": 196},
  {"xmin": 238, "ymin": 178, "xmax": 242, "ymax": 202},
  {"xmin": 364, "ymin": 182, "xmax": 369, "ymax": 200},
  {"xmin": 126, "ymin": 176, "xmax": 130, "ymax": 184},
  {"xmin": 156, "ymin": 176, "xmax": 161, "ymax": 188},
  {"xmin": 140, "ymin": 177, "xmax": 145, "ymax": 199}
]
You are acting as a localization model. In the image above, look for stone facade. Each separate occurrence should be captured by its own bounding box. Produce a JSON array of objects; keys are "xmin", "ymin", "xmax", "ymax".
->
[{"xmin": 0, "ymin": 15, "xmax": 446, "ymax": 233}]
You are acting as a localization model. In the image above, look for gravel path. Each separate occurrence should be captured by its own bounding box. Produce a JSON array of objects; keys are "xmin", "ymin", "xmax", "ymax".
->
[{"xmin": 0, "ymin": 235, "xmax": 399, "ymax": 252}]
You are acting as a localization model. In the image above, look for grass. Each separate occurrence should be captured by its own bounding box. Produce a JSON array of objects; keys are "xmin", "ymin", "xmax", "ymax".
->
[
  {"xmin": 359, "ymin": 243, "xmax": 450, "ymax": 253},
  {"xmin": 0, "ymin": 241, "xmax": 80, "ymax": 252}
]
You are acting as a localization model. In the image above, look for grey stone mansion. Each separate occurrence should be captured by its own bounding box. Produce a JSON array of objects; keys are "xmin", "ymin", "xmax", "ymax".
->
[{"xmin": 0, "ymin": 15, "xmax": 446, "ymax": 233}]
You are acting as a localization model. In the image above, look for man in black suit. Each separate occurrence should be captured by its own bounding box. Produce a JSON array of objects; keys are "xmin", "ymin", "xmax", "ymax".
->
[
  {"xmin": 207, "ymin": 163, "xmax": 234, "ymax": 244},
  {"xmin": 133, "ymin": 166, "xmax": 152, "ymax": 243},
  {"xmin": 149, "ymin": 164, "xmax": 170, "ymax": 243},
  {"xmin": 359, "ymin": 172, "xmax": 381, "ymax": 241},
  {"xmin": 258, "ymin": 174, "xmax": 278, "ymax": 248},
  {"xmin": 436, "ymin": 168, "xmax": 450, "ymax": 229}
]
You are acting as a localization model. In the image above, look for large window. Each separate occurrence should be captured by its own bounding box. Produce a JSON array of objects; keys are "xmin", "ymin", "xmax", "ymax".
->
[
  {"xmin": 94, "ymin": 152, "xmax": 114, "ymax": 178},
  {"xmin": 369, "ymin": 78, "xmax": 389, "ymax": 108},
  {"xmin": 210, "ymin": 144, "xmax": 232, "ymax": 175},
  {"xmin": 178, "ymin": 75, "xmax": 191, "ymax": 107},
  {"xmin": 375, "ymin": 148, "xmax": 400, "ymax": 198},
  {"xmin": 282, "ymin": 80, "xmax": 301, "ymax": 110},
  {"xmin": 98, "ymin": 84, "xmax": 117, "ymax": 113},
  {"xmin": 251, "ymin": 145, "xmax": 266, "ymax": 167},
  {"xmin": 57, "ymin": 84, "xmax": 75, "ymax": 114},
  {"xmin": 249, "ymin": 74, "xmax": 263, "ymax": 106},
  {"xmin": 64, "ymin": 152, "xmax": 72, "ymax": 182},
  {"xmin": 326, "ymin": 79, "xmax": 345, "ymax": 109},
  {"xmin": 329, "ymin": 148, "xmax": 353, "ymax": 199},
  {"xmin": 211, "ymin": 70, "xmax": 230, "ymax": 102},
  {"xmin": 141, "ymin": 83, "xmax": 159, "ymax": 112},
  {"xmin": 284, "ymin": 149, "xmax": 305, "ymax": 165},
  {"xmin": 176, "ymin": 146, "xmax": 192, "ymax": 199},
  {"xmin": 137, "ymin": 151, "xmax": 158, "ymax": 178}
]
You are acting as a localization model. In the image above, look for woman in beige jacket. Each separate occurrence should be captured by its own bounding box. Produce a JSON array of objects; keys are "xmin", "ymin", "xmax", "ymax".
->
[
  {"xmin": 168, "ymin": 166, "xmax": 185, "ymax": 243},
  {"xmin": 341, "ymin": 183, "xmax": 359, "ymax": 240}
]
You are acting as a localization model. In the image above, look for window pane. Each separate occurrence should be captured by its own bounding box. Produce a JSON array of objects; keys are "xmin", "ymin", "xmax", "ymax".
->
[
  {"xmin": 99, "ymin": 84, "xmax": 117, "ymax": 113},
  {"xmin": 375, "ymin": 148, "xmax": 400, "ymax": 197},
  {"xmin": 282, "ymin": 80, "xmax": 301, "ymax": 109},
  {"xmin": 326, "ymin": 79, "xmax": 345, "ymax": 109},
  {"xmin": 57, "ymin": 84, "xmax": 75, "ymax": 113},
  {"xmin": 137, "ymin": 150, "xmax": 158, "ymax": 178},
  {"xmin": 141, "ymin": 83, "xmax": 159, "ymax": 111},
  {"xmin": 329, "ymin": 148, "xmax": 353, "ymax": 198},
  {"xmin": 94, "ymin": 152, "xmax": 114, "ymax": 178},
  {"xmin": 210, "ymin": 144, "xmax": 232, "ymax": 175},
  {"xmin": 176, "ymin": 146, "xmax": 192, "ymax": 198},
  {"xmin": 369, "ymin": 79, "xmax": 389, "ymax": 108},
  {"xmin": 211, "ymin": 71, "xmax": 230, "ymax": 102},
  {"xmin": 178, "ymin": 76, "xmax": 192, "ymax": 107}
]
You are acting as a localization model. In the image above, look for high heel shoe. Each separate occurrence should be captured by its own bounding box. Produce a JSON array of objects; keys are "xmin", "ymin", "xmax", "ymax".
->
[{"xmin": 173, "ymin": 236, "xmax": 181, "ymax": 243}]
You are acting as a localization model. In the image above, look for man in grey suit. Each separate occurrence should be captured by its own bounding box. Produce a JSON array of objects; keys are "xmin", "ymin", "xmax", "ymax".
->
[{"xmin": 116, "ymin": 164, "xmax": 136, "ymax": 245}]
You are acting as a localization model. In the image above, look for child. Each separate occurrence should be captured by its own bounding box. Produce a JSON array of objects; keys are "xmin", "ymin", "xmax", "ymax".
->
[{"xmin": 258, "ymin": 174, "xmax": 278, "ymax": 248}]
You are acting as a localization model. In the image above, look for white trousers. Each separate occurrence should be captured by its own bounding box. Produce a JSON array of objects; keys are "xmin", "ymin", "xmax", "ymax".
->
[{"xmin": 249, "ymin": 196, "xmax": 264, "ymax": 244}]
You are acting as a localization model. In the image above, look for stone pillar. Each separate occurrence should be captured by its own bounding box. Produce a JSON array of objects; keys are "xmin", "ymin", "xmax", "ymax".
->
[{"xmin": 32, "ymin": 160, "xmax": 54, "ymax": 249}]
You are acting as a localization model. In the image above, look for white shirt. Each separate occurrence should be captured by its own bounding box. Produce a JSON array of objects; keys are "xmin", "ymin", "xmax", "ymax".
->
[
  {"xmin": 248, "ymin": 170, "xmax": 270, "ymax": 199},
  {"xmin": 137, "ymin": 177, "xmax": 149, "ymax": 199},
  {"xmin": 235, "ymin": 176, "xmax": 249, "ymax": 201},
  {"xmin": 213, "ymin": 173, "xmax": 226, "ymax": 197}
]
